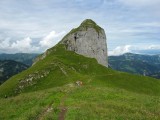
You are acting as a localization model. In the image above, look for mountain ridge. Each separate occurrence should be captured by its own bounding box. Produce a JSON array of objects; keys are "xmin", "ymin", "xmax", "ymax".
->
[
  {"xmin": 0, "ymin": 60, "xmax": 29, "ymax": 84},
  {"xmin": 0, "ymin": 53, "xmax": 39, "ymax": 66},
  {"xmin": 109, "ymin": 53, "xmax": 160, "ymax": 79}
]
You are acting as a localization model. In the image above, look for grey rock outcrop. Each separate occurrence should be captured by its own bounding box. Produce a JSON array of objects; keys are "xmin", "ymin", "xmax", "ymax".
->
[{"xmin": 61, "ymin": 19, "xmax": 108, "ymax": 67}]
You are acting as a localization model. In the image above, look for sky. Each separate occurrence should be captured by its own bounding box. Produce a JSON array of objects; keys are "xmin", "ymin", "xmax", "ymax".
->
[{"xmin": 0, "ymin": 0, "xmax": 160, "ymax": 55}]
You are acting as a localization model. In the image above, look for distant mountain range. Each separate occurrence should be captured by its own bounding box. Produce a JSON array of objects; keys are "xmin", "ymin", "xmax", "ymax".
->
[
  {"xmin": 0, "ymin": 60, "xmax": 29, "ymax": 84},
  {"xmin": 0, "ymin": 53, "xmax": 39, "ymax": 66},
  {"xmin": 109, "ymin": 53, "xmax": 160, "ymax": 79},
  {"xmin": 0, "ymin": 53, "xmax": 39, "ymax": 84}
]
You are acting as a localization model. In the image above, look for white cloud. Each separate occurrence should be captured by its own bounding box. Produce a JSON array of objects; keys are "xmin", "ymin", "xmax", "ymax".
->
[
  {"xmin": 0, "ymin": 38, "xmax": 11, "ymax": 49},
  {"xmin": 0, "ymin": 30, "xmax": 66, "ymax": 53},
  {"xmin": 118, "ymin": 0, "xmax": 160, "ymax": 7},
  {"xmin": 39, "ymin": 31, "xmax": 66, "ymax": 50},
  {"xmin": 11, "ymin": 37, "xmax": 39, "ymax": 53},
  {"xmin": 147, "ymin": 45, "xmax": 160, "ymax": 50},
  {"xmin": 0, "ymin": 37, "xmax": 39, "ymax": 53},
  {"xmin": 108, "ymin": 45, "xmax": 133, "ymax": 56},
  {"xmin": 109, "ymin": 44, "xmax": 160, "ymax": 56},
  {"xmin": 140, "ymin": 22, "xmax": 160, "ymax": 28}
]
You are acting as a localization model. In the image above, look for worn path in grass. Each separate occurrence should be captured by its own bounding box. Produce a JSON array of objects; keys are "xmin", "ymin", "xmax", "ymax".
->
[
  {"xmin": 58, "ymin": 95, "xmax": 68, "ymax": 120},
  {"xmin": 37, "ymin": 102, "xmax": 54, "ymax": 120}
]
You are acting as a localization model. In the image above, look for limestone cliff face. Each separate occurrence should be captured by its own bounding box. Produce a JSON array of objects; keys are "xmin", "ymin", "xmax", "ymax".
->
[{"xmin": 61, "ymin": 19, "xmax": 108, "ymax": 67}]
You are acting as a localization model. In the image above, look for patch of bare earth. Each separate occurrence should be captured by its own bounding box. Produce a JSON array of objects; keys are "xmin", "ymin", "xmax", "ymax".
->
[
  {"xmin": 37, "ymin": 102, "xmax": 53, "ymax": 120},
  {"xmin": 58, "ymin": 96, "xmax": 67, "ymax": 120}
]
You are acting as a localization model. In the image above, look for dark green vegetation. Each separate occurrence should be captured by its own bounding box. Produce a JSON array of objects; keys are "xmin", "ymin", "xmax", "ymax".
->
[
  {"xmin": 0, "ymin": 53, "xmax": 39, "ymax": 66},
  {"xmin": 109, "ymin": 53, "xmax": 160, "ymax": 79},
  {"xmin": 0, "ymin": 53, "xmax": 38, "ymax": 84},
  {"xmin": 0, "ymin": 60, "xmax": 28, "ymax": 84},
  {"xmin": 0, "ymin": 44, "xmax": 160, "ymax": 120}
]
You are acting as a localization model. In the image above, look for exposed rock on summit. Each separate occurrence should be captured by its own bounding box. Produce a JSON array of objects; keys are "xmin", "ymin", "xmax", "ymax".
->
[{"xmin": 61, "ymin": 19, "xmax": 108, "ymax": 67}]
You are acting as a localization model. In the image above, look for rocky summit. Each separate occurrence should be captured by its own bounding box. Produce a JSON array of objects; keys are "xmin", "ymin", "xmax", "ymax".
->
[{"xmin": 61, "ymin": 19, "xmax": 108, "ymax": 67}]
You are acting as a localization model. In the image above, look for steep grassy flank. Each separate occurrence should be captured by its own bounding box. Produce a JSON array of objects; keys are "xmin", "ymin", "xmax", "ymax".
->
[
  {"xmin": 0, "ymin": 44, "xmax": 160, "ymax": 119},
  {"xmin": 0, "ymin": 44, "xmax": 159, "ymax": 97},
  {"xmin": 0, "ymin": 44, "xmax": 113, "ymax": 97}
]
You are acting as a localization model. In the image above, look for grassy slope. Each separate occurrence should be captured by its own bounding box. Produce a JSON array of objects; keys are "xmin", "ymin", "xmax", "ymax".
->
[{"xmin": 0, "ymin": 44, "xmax": 160, "ymax": 119}]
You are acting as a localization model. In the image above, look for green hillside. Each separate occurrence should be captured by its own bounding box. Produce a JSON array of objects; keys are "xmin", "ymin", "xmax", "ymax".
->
[{"xmin": 0, "ymin": 44, "xmax": 160, "ymax": 120}]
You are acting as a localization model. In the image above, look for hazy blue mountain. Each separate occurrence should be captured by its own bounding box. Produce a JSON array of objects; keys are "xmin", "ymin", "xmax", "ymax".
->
[
  {"xmin": 109, "ymin": 53, "xmax": 160, "ymax": 79},
  {"xmin": 0, "ymin": 60, "xmax": 29, "ymax": 84},
  {"xmin": 0, "ymin": 53, "xmax": 39, "ymax": 66}
]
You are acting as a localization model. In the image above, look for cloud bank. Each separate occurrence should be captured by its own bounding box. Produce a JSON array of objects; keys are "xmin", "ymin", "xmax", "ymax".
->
[
  {"xmin": 0, "ymin": 0, "xmax": 159, "ymax": 54},
  {"xmin": 0, "ymin": 31, "xmax": 66, "ymax": 53},
  {"xmin": 39, "ymin": 31, "xmax": 66, "ymax": 50},
  {"xmin": 118, "ymin": 0, "xmax": 160, "ymax": 7},
  {"xmin": 109, "ymin": 45, "xmax": 160, "ymax": 56}
]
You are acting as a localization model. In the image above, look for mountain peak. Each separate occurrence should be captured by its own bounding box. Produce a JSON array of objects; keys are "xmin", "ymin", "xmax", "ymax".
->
[
  {"xmin": 79, "ymin": 19, "xmax": 102, "ymax": 32},
  {"xmin": 80, "ymin": 19, "xmax": 97, "ymax": 26},
  {"xmin": 61, "ymin": 19, "xmax": 108, "ymax": 67}
]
